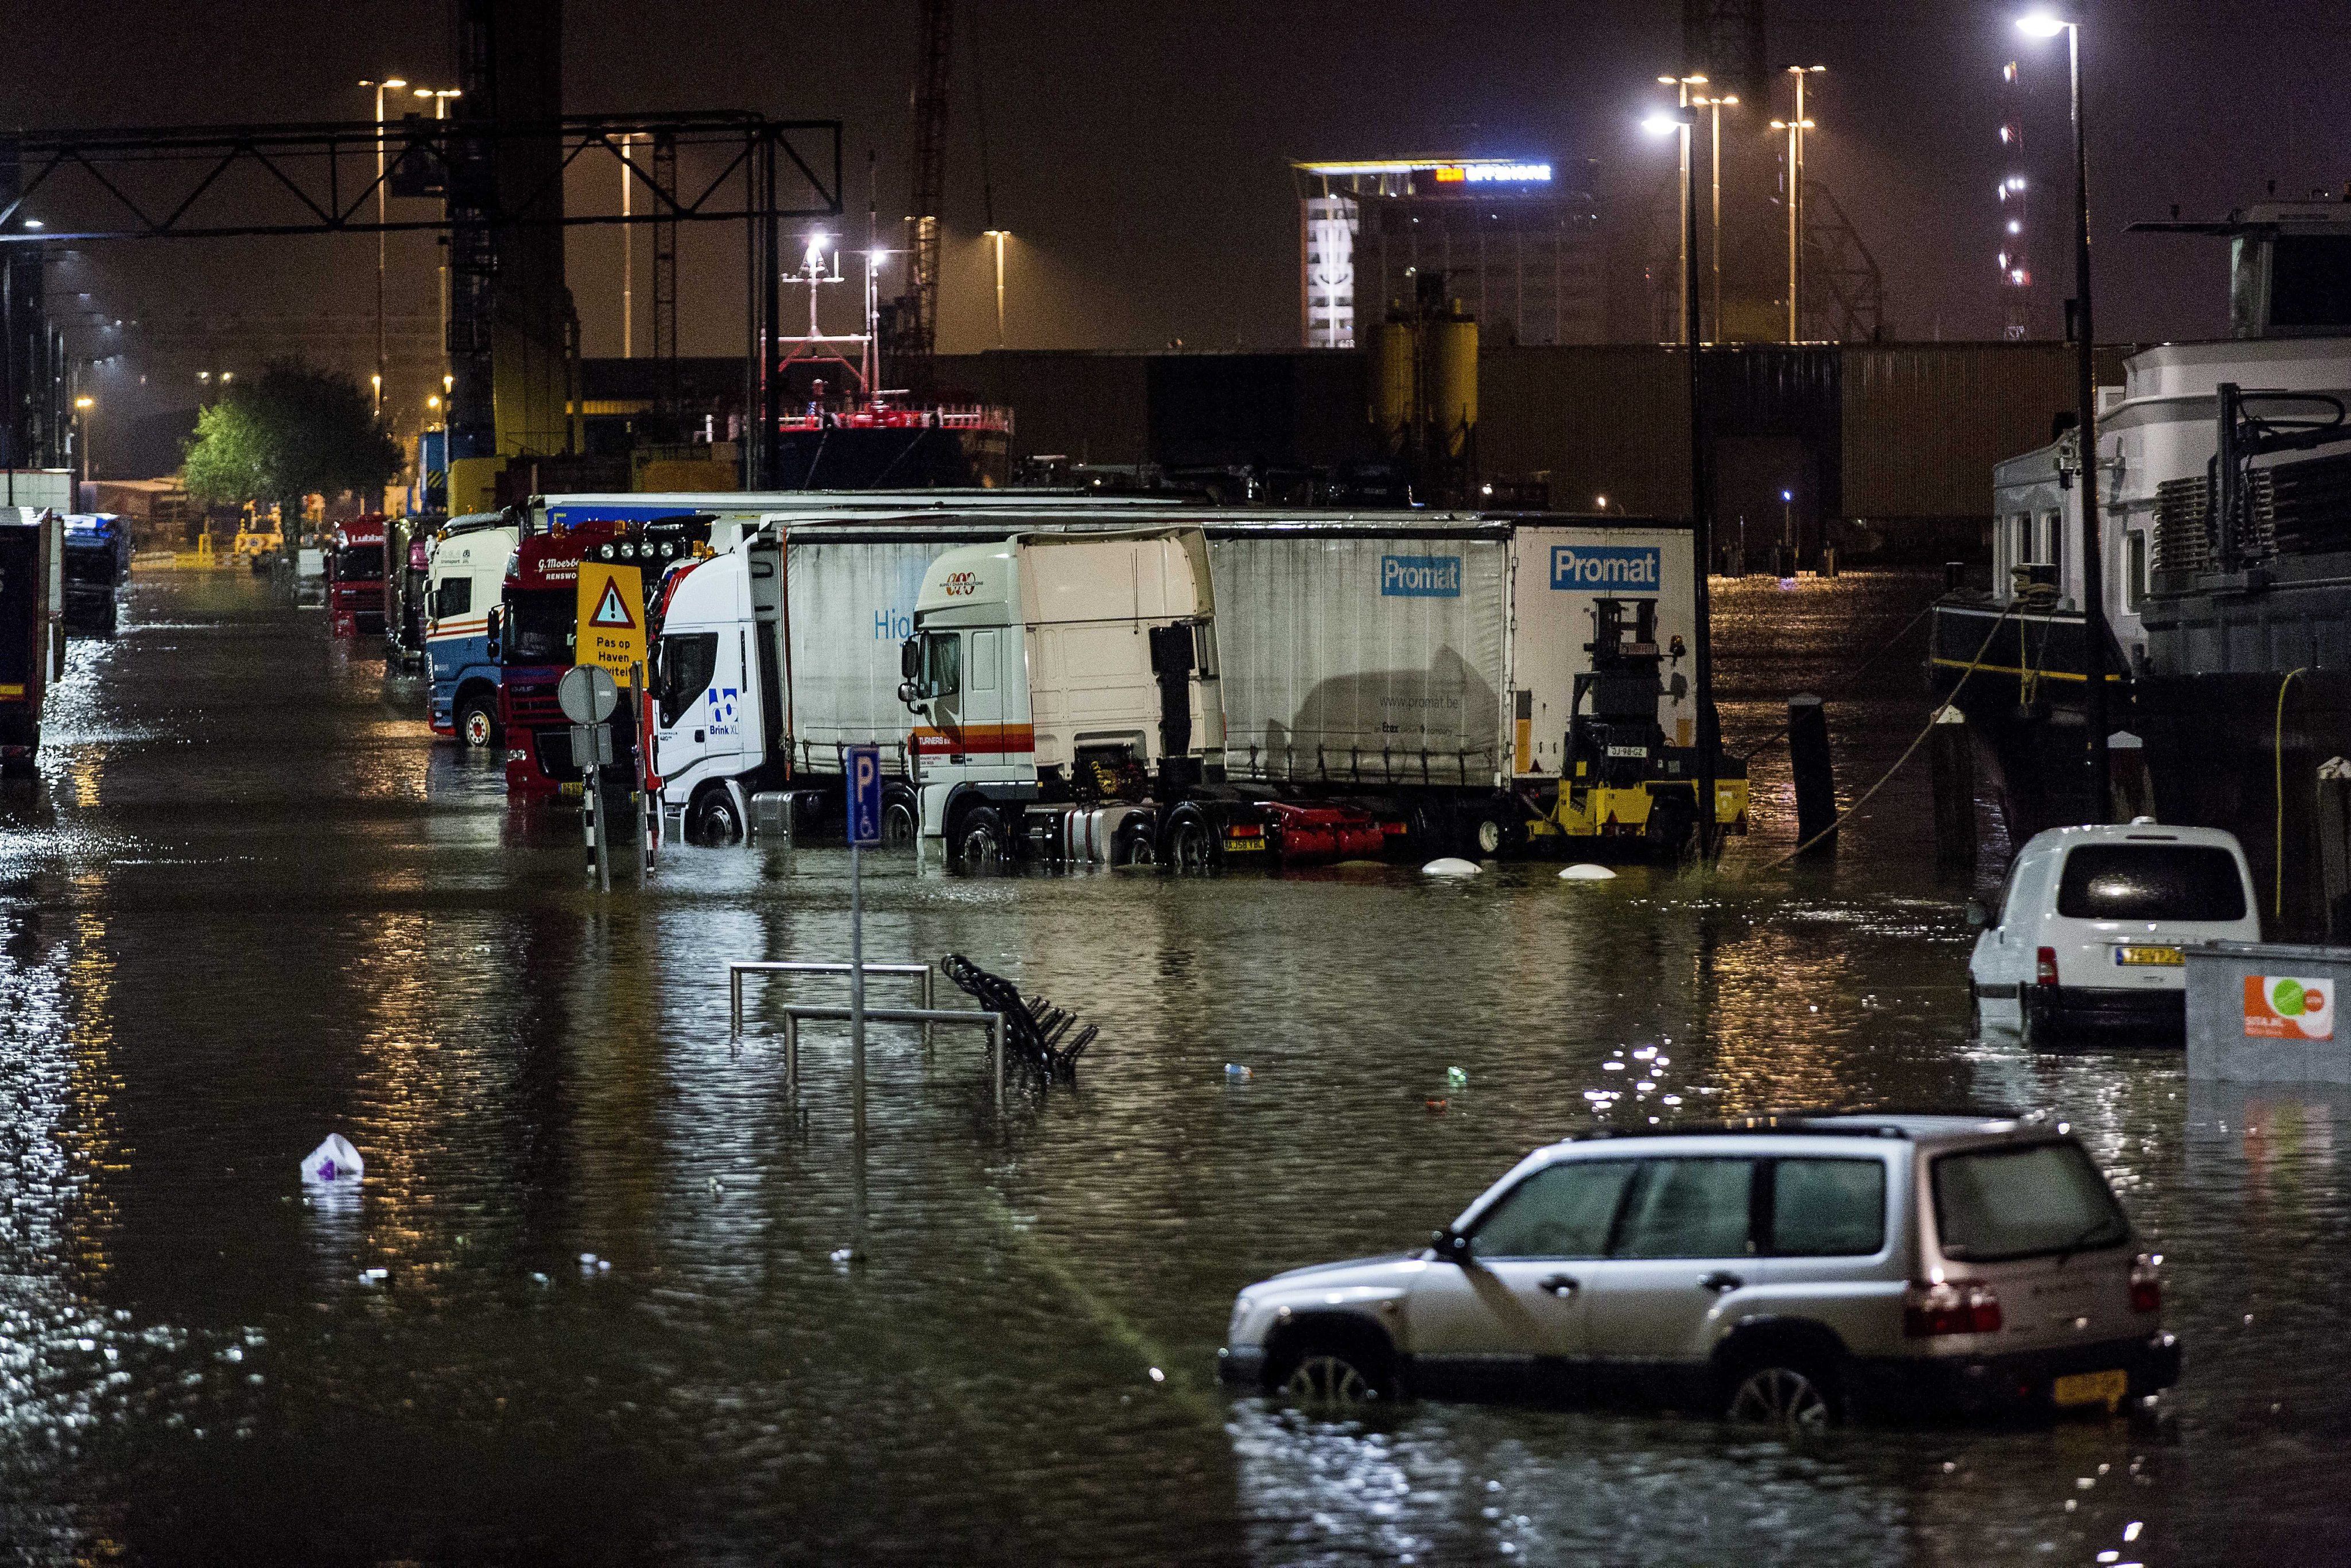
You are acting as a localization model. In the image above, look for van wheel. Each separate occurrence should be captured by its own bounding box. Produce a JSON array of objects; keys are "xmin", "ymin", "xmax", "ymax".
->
[
  {"xmin": 1725, "ymin": 1357, "xmax": 1839, "ymax": 1432},
  {"xmin": 691, "ymin": 788, "xmax": 744, "ymax": 847},
  {"xmin": 882, "ymin": 797, "xmax": 917, "ymax": 850},
  {"xmin": 456, "ymin": 691, "xmax": 499, "ymax": 750},
  {"xmin": 953, "ymin": 806, "xmax": 1008, "ymax": 874}
]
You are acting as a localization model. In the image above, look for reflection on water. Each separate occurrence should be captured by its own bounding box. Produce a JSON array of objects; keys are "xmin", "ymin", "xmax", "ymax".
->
[{"xmin": 0, "ymin": 569, "xmax": 2341, "ymax": 1561}]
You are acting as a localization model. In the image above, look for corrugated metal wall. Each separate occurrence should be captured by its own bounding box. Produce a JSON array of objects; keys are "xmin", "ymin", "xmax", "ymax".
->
[{"xmin": 936, "ymin": 344, "xmax": 2128, "ymax": 535}]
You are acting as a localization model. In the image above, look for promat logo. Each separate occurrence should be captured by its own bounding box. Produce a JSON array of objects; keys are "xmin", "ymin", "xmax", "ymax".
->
[
  {"xmin": 1551, "ymin": 545, "xmax": 1661, "ymax": 591},
  {"xmin": 1381, "ymin": 556, "xmax": 1461, "ymax": 597}
]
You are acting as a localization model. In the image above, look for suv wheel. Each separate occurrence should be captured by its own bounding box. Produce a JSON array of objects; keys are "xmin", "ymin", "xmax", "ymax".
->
[
  {"xmin": 1726, "ymin": 1360, "xmax": 1838, "ymax": 1432},
  {"xmin": 1272, "ymin": 1333, "xmax": 1392, "ymax": 1408}
]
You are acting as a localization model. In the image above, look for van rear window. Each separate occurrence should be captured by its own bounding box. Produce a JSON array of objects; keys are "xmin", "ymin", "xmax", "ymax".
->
[
  {"xmin": 2056, "ymin": 844, "xmax": 2245, "ymax": 921},
  {"xmin": 1932, "ymin": 1141, "xmax": 2129, "ymax": 1262}
]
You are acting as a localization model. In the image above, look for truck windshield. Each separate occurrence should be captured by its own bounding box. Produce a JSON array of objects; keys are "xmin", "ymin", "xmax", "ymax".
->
[
  {"xmin": 1932, "ymin": 1140, "xmax": 2129, "ymax": 1262},
  {"xmin": 2056, "ymin": 844, "xmax": 2246, "ymax": 921},
  {"xmin": 334, "ymin": 545, "xmax": 385, "ymax": 580},
  {"xmin": 506, "ymin": 589, "xmax": 576, "ymax": 664},
  {"xmin": 63, "ymin": 546, "xmax": 118, "ymax": 584}
]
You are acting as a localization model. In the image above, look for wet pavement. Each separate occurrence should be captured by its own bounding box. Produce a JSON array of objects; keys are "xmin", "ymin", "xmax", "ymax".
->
[{"xmin": 1, "ymin": 567, "xmax": 2345, "ymax": 1563}]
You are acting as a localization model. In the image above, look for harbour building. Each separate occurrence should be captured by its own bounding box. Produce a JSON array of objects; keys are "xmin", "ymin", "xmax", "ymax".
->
[{"xmin": 1293, "ymin": 158, "xmax": 1604, "ymax": 350}]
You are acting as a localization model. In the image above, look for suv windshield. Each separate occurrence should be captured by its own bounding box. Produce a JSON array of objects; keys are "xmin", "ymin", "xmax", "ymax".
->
[
  {"xmin": 1933, "ymin": 1140, "xmax": 2129, "ymax": 1262},
  {"xmin": 2057, "ymin": 844, "xmax": 2245, "ymax": 921}
]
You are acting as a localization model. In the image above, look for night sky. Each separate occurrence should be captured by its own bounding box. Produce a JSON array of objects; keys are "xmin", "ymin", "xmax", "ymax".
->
[{"xmin": 12, "ymin": 0, "xmax": 2351, "ymax": 452}]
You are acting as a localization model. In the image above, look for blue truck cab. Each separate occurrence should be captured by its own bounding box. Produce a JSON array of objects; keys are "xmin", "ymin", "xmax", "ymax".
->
[
  {"xmin": 425, "ymin": 511, "xmax": 522, "ymax": 748},
  {"xmin": 60, "ymin": 513, "xmax": 131, "ymax": 634}
]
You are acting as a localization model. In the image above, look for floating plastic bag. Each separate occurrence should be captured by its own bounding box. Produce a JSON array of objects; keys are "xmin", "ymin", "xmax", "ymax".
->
[{"xmin": 301, "ymin": 1134, "xmax": 364, "ymax": 1185}]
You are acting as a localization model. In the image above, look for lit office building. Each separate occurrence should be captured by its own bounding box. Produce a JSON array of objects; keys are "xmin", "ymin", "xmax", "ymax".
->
[{"xmin": 1292, "ymin": 158, "xmax": 1603, "ymax": 350}]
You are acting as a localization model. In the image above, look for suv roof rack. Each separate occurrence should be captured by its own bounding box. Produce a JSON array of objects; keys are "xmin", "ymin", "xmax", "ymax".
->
[{"xmin": 1570, "ymin": 1108, "xmax": 2027, "ymax": 1142}]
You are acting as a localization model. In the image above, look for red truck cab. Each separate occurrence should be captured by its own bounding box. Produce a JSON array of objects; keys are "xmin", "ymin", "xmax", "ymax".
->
[{"xmin": 327, "ymin": 515, "xmax": 389, "ymax": 638}]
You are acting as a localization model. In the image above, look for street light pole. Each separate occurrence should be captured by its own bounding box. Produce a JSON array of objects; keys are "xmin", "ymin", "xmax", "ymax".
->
[
  {"xmin": 983, "ymin": 229, "xmax": 1008, "ymax": 347},
  {"xmin": 2020, "ymin": 11, "xmax": 2108, "ymax": 817},
  {"xmin": 1774, "ymin": 66, "xmax": 1825, "ymax": 342},
  {"xmin": 360, "ymin": 78, "xmax": 407, "ymax": 419},
  {"xmin": 1696, "ymin": 92, "xmax": 1739, "ymax": 342},
  {"xmin": 1647, "ymin": 95, "xmax": 1718, "ymax": 859},
  {"xmin": 621, "ymin": 133, "xmax": 635, "ymax": 358}
]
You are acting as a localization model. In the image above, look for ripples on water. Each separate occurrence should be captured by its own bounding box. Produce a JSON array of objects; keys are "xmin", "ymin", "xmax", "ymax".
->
[{"xmin": 0, "ymin": 569, "xmax": 2343, "ymax": 1562}]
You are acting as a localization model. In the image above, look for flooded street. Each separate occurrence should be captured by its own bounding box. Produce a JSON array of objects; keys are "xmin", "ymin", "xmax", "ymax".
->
[{"xmin": 2, "ymin": 567, "xmax": 2345, "ymax": 1563}]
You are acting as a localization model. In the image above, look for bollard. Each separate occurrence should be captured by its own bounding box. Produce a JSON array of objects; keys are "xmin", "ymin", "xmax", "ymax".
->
[
  {"xmin": 1929, "ymin": 704, "xmax": 1975, "ymax": 874},
  {"xmin": 2108, "ymin": 729, "xmax": 2153, "ymax": 824},
  {"xmin": 1787, "ymin": 693, "xmax": 1837, "ymax": 856}
]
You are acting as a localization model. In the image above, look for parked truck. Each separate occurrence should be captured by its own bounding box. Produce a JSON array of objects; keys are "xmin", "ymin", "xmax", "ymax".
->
[
  {"xmin": 0, "ymin": 510, "xmax": 66, "ymax": 778},
  {"xmin": 326, "ymin": 515, "xmax": 388, "ymax": 638},
  {"xmin": 898, "ymin": 515, "xmax": 1749, "ymax": 868},
  {"xmin": 424, "ymin": 511, "xmax": 519, "ymax": 747},
  {"xmin": 60, "ymin": 513, "xmax": 131, "ymax": 634},
  {"xmin": 383, "ymin": 511, "xmax": 446, "ymax": 670},
  {"xmin": 497, "ymin": 513, "xmax": 713, "ymax": 795}
]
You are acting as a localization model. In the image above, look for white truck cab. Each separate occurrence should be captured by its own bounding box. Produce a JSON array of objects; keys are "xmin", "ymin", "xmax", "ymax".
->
[
  {"xmin": 1969, "ymin": 820, "xmax": 2260, "ymax": 1038},
  {"xmin": 901, "ymin": 529, "xmax": 1220, "ymax": 868}
]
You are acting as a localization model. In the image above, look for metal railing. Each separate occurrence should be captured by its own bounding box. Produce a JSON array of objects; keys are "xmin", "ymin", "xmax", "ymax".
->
[
  {"xmin": 728, "ymin": 960, "xmax": 934, "ymax": 1046},
  {"xmin": 778, "ymin": 1006, "xmax": 1007, "ymax": 1105}
]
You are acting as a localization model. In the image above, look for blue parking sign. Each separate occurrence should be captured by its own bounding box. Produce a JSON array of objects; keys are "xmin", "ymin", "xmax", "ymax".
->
[{"xmin": 847, "ymin": 744, "xmax": 883, "ymax": 847}]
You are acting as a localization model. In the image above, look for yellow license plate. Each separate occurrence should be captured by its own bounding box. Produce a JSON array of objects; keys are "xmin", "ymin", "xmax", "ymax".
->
[
  {"xmin": 2116, "ymin": 945, "xmax": 2183, "ymax": 967},
  {"xmin": 2053, "ymin": 1368, "xmax": 2128, "ymax": 1410},
  {"xmin": 1223, "ymin": 837, "xmax": 1264, "ymax": 852}
]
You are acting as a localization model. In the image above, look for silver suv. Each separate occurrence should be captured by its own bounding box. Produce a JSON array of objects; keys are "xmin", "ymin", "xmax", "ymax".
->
[{"xmin": 1218, "ymin": 1115, "xmax": 2180, "ymax": 1427}]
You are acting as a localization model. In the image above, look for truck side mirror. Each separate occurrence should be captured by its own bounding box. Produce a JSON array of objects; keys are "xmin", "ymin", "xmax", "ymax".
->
[
  {"xmin": 1429, "ymin": 1227, "xmax": 1473, "ymax": 1266},
  {"xmin": 898, "ymin": 678, "xmax": 923, "ymax": 710},
  {"xmin": 1668, "ymin": 672, "xmax": 1689, "ymax": 700},
  {"xmin": 1965, "ymin": 898, "xmax": 1991, "ymax": 929},
  {"xmin": 901, "ymin": 636, "xmax": 921, "ymax": 681},
  {"xmin": 484, "ymin": 606, "xmax": 501, "ymax": 660}
]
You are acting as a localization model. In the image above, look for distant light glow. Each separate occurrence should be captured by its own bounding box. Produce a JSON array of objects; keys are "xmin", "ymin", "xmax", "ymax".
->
[
  {"xmin": 2008, "ymin": 219, "xmax": 2022, "ymax": 234},
  {"xmin": 2017, "ymin": 11, "xmax": 2069, "ymax": 38},
  {"xmin": 1642, "ymin": 113, "xmax": 1682, "ymax": 138}
]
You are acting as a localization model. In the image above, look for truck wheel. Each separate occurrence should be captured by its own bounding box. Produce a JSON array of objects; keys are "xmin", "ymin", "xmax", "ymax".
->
[
  {"xmin": 953, "ymin": 806, "xmax": 1008, "ymax": 874},
  {"xmin": 1467, "ymin": 798, "xmax": 1521, "ymax": 859},
  {"xmin": 1160, "ymin": 803, "xmax": 1221, "ymax": 872},
  {"xmin": 1406, "ymin": 800, "xmax": 1455, "ymax": 858},
  {"xmin": 882, "ymin": 796, "xmax": 917, "ymax": 850},
  {"xmin": 456, "ymin": 691, "xmax": 499, "ymax": 750},
  {"xmin": 691, "ymin": 787, "xmax": 744, "ymax": 847},
  {"xmin": 1111, "ymin": 814, "xmax": 1157, "ymax": 867}
]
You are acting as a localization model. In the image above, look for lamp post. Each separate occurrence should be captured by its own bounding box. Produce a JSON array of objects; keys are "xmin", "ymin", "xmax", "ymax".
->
[
  {"xmin": 2018, "ymin": 9, "xmax": 2107, "ymax": 818},
  {"xmin": 416, "ymin": 87, "xmax": 460, "ymax": 387},
  {"xmin": 1646, "ymin": 98, "xmax": 1720, "ymax": 859},
  {"xmin": 983, "ymin": 228, "xmax": 1010, "ymax": 347},
  {"xmin": 1694, "ymin": 92, "xmax": 1738, "ymax": 341},
  {"xmin": 1771, "ymin": 65, "xmax": 1825, "ymax": 342},
  {"xmin": 359, "ymin": 77, "xmax": 408, "ymax": 418},
  {"xmin": 73, "ymin": 395, "xmax": 93, "ymax": 486},
  {"xmin": 1654, "ymin": 76, "xmax": 1707, "ymax": 345},
  {"xmin": 620, "ymin": 131, "xmax": 636, "ymax": 357}
]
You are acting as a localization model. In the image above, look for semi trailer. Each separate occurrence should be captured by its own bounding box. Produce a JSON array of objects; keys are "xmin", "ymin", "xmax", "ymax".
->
[{"xmin": 899, "ymin": 516, "xmax": 1748, "ymax": 868}]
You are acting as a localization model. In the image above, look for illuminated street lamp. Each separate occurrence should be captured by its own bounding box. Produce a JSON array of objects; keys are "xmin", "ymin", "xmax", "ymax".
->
[
  {"xmin": 1771, "ymin": 65, "xmax": 1826, "ymax": 342},
  {"xmin": 983, "ymin": 228, "xmax": 1010, "ymax": 348},
  {"xmin": 1692, "ymin": 92, "xmax": 1738, "ymax": 342},
  {"xmin": 1643, "ymin": 91, "xmax": 1721, "ymax": 858},
  {"xmin": 359, "ymin": 77, "xmax": 408, "ymax": 417},
  {"xmin": 2016, "ymin": 7, "xmax": 2109, "ymax": 816},
  {"xmin": 73, "ymin": 395, "xmax": 94, "ymax": 484}
]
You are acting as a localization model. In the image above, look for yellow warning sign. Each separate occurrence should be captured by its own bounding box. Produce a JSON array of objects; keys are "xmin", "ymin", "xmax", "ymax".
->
[{"xmin": 575, "ymin": 561, "xmax": 646, "ymax": 685}]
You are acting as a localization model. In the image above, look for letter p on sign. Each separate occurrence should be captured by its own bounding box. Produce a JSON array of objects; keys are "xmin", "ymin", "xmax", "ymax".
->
[{"xmin": 847, "ymin": 743, "xmax": 883, "ymax": 847}]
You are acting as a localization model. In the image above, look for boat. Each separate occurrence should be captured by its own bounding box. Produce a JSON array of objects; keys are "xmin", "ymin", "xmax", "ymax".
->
[{"xmin": 1929, "ymin": 193, "xmax": 2351, "ymax": 929}]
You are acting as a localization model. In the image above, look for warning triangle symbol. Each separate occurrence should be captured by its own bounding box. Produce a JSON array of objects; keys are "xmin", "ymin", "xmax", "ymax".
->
[{"xmin": 590, "ymin": 579, "xmax": 636, "ymax": 630}]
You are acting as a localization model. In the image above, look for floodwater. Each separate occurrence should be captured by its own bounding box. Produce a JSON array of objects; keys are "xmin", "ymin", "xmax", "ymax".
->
[{"xmin": 0, "ymin": 567, "xmax": 2344, "ymax": 1565}]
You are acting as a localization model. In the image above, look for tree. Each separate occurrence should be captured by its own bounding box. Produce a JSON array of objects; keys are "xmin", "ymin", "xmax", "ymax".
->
[{"xmin": 180, "ymin": 361, "xmax": 402, "ymax": 531}]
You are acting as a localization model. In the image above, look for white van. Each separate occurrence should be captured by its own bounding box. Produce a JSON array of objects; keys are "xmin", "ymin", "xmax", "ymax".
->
[{"xmin": 1968, "ymin": 821, "xmax": 2260, "ymax": 1037}]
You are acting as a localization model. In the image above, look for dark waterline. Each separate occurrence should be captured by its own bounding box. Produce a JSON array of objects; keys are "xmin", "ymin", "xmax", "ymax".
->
[{"xmin": 0, "ymin": 569, "xmax": 2344, "ymax": 1563}]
